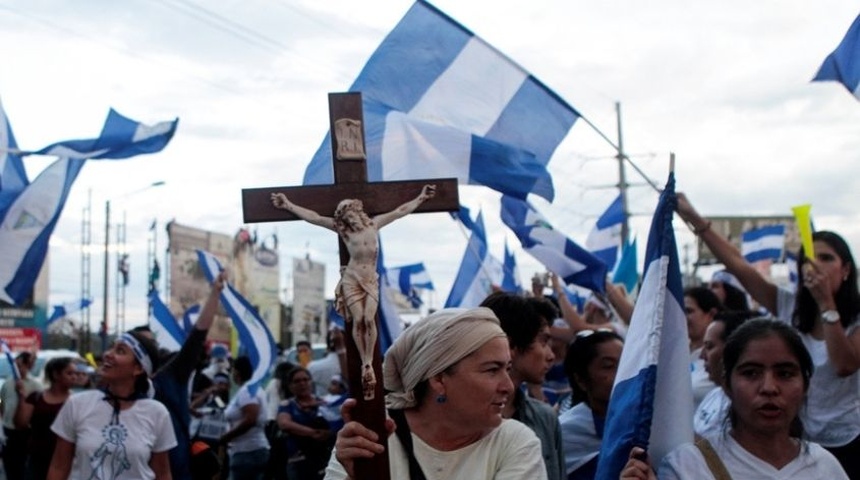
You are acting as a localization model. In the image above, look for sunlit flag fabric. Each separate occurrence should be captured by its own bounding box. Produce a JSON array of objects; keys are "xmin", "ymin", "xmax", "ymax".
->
[
  {"xmin": 445, "ymin": 210, "xmax": 503, "ymax": 308},
  {"xmin": 813, "ymin": 13, "xmax": 860, "ymax": 99},
  {"xmin": 741, "ymin": 224, "xmax": 785, "ymax": 263},
  {"xmin": 47, "ymin": 298, "xmax": 92, "ymax": 327},
  {"xmin": 501, "ymin": 240, "xmax": 522, "ymax": 293},
  {"xmin": 0, "ymin": 97, "xmax": 28, "ymax": 215},
  {"xmin": 386, "ymin": 262, "xmax": 434, "ymax": 308},
  {"xmin": 0, "ymin": 109, "xmax": 177, "ymax": 305},
  {"xmin": 500, "ymin": 195, "xmax": 607, "ymax": 294},
  {"xmin": 197, "ymin": 249, "xmax": 276, "ymax": 395},
  {"xmin": 148, "ymin": 290, "xmax": 185, "ymax": 352},
  {"xmin": 586, "ymin": 195, "xmax": 624, "ymax": 270},
  {"xmin": 595, "ymin": 172, "xmax": 693, "ymax": 479},
  {"xmin": 303, "ymin": 0, "xmax": 579, "ymax": 201}
]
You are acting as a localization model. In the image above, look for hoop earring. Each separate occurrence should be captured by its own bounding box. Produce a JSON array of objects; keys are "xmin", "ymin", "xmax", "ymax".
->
[{"xmin": 435, "ymin": 394, "xmax": 447, "ymax": 404}]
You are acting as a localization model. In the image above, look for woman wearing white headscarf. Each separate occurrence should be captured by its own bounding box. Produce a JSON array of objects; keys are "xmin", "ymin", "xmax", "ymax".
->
[{"xmin": 325, "ymin": 307, "xmax": 547, "ymax": 480}]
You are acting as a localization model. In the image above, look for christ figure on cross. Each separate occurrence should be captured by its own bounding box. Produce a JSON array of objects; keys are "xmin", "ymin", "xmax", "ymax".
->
[{"xmin": 271, "ymin": 184, "xmax": 436, "ymax": 399}]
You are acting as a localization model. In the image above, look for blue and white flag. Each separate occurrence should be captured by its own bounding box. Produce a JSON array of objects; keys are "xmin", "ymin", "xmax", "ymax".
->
[
  {"xmin": 612, "ymin": 238, "xmax": 639, "ymax": 294},
  {"xmin": 303, "ymin": 1, "xmax": 579, "ymax": 201},
  {"xmin": 33, "ymin": 109, "xmax": 179, "ymax": 160},
  {"xmin": 813, "ymin": 13, "xmax": 860, "ymax": 100},
  {"xmin": 0, "ymin": 158, "xmax": 85, "ymax": 305},
  {"xmin": 377, "ymin": 238, "xmax": 404, "ymax": 353},
  {"xmin": 0, "ymin": 98, "xmax": 28, "ymax": 215},
  {"xmin": 47, "ymin": 298, "xmax": 92, "ymax": 326},
  {"xmin": 501, "ymin": 240, "xmax": 522, "ymax": 293},
  {"xmin": 148, "ymin": 291, "xmax": 185, "ymax": 352},
  {"xmin": 0, "ymin": 340, "xmax": 18, "ymax": 380},
  {"xmin": 197, "ymin": 250, "xmax": 277, "ymax": 395},
  {"xmin": 741, "ymin": 224, "xmax": 785, "ymax": 263},
  {"xmin": 445, "ymin": 210, "xmax": 503, "ymax": 308},
  {"xmin": 785, "ymin": 251, "xmax": 799, "ymax": 291},
  {"xmin": 386, "ymin": 262, "xmax": 434, "ymax": 308},
  {"xmin": 500, "ymin": 195, "xmax": 607, "ymax": 294},
  {"xmin": 586, "ymin": 195, "xmax": 624, "ymax": 270},
  {"xmin": 182, "ymin": 304, "xmax": 200, "ymax": 334},
  {"xmin": 595, "ymin": 172, "xmax": 693, "ymax": 479}
]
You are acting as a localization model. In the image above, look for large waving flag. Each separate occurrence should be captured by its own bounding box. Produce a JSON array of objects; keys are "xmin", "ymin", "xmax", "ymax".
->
[
  {"xmin": 813, "ymin": 13, "xmax": 860, "ymax": 99},
  {"xmin": 741, "ymin": 224, "xmax": 785, "ymax": 263},
  {"xmin": 586, "ymin": 195, "xmax": 624, "ymax": 270},
  {"xmin": 0, "ymin": 98, "xmax": 28, "ymax": 215},
  {"xmin": 198, "ymin": 250, "xmax": 276, "ymax": 394},
  {"xmin": 501, "ymin": 240, "xmax": 522, "ymax": 293},
  {"xmin": 501, "ymin": 195, "xmax": 607, "ymax": 293},
  {"xmin": 47, "ymin": 298, "xmax": 92, "ymax": 327},
  {"xmin": 0, "ymin": 109, "xmax": 177, "ymax": 305},
  {"xmin": 303, "ymin": 1, "xmax": 579, "ymax": 201},
  {"xmin": 32, "ymin": 109, "xmax": 179, "ymax": 160},
  {"xmin": 445, "ymin": 210, "xmax": 503, "ymax": 308},
  {"xmin": 148, "ymin": 291, "xmax": 185, "ymax": 352},
  {"xmin": 0, "ymin": 158, "xmax": 85, "ymax": 304},
  {"xmin": 386, "ymin": 262, "xmax": 434, "ymax": 308},
  {"xmin": 595, "ymin": 172, "xmax": 693, "ymax": 479}
]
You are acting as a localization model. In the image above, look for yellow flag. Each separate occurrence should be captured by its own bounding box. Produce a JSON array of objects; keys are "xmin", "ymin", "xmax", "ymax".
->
[
  {"xmin": 85, "ymin": 352, "xmax": 98, "ymax": 367},
  {"xmin": 792, "ymin": 204, "xmax": 814, "ymax": 259}
]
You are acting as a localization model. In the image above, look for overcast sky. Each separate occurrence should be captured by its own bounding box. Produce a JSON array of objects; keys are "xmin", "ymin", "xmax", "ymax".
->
[{"xmin": 1, "ymin": 0, "xmax": 859, "ymax": 331}]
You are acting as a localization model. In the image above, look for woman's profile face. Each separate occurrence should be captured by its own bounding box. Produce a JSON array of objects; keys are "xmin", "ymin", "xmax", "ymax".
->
[
  {"xmin": 727, "ymin": 334, "xmax": 805, "ymax": 437},
  {"xmin": 684, "ymin": 296, "xmax": 713, "ymax": 346},
  {"xmin": 55, "ymin": 364, "xmax": 78, "ymax": 388},
  {"xmin": 701, "ymin": 321, "xmax": 726, "ymax": 385},
  {"xmin": 439, "ymin": 337, "xmax": 513, "ymax": 433}
]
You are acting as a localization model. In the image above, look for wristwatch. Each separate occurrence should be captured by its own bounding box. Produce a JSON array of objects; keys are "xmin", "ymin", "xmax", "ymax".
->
[{"xmin": 821, "ymin": 310, "xmax": 841, "ymax": 324}]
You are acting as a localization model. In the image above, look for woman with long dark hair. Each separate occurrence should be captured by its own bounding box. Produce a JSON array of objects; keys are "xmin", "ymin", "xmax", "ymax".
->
[
  {"xmin": 559, "ymin": 329, "xmax": 624, "ymax": 480},
  {"xmin": 48, "ymin": 331, "xmax": 176, "ymax": 479},
  {"xmin": 220, "ymin": 355, "xmax": 269, "ymax": 480},
  {"xmin": 676, "ymin": 194, "xmax": 860, "ymax": 477},
  {"xmin": 622, "ymin": 319, "xmax": 848, "ymax": 479},
  {"xmin": 14, "ymin": 356, "xmax": 77, "ymax": 480}
]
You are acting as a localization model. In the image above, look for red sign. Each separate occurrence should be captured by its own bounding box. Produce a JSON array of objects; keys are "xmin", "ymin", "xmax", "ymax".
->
[{"xmin": 0, "ymin": 328, "xmax": 42, "ymax": 352}]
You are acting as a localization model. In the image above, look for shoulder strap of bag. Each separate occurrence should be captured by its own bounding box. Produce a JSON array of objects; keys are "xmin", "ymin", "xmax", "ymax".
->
[
  {"xmin": 389, "ymin": 409, "xmax": 427, "ymax": 480},
  {"xmin": 695, "ymin": 438, "xmax": 734, "ymax": 480}
]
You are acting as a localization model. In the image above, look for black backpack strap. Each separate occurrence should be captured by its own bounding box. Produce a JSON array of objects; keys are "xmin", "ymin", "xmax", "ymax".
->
[{"xmin": 388, "ymin": 409, "xmax": 427, "ymax": 480}]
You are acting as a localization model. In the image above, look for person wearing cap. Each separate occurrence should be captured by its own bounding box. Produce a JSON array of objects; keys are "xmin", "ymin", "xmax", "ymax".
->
[
  {"xmin": 48, "ymin": 330, "xmax": 176, "ymax": 480},
  {"xmin": 709, "ymin": 269, "xmax": 750, "ymax": 311},
  {"xmin": 325, "ymin": 307, "xmax": 547, "ymax": 480}
]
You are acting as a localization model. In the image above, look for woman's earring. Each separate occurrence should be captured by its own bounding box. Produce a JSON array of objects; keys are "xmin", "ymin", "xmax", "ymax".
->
[{"xmin": 435, "ymin": 394, "xmax": 447, "ymax": 404}]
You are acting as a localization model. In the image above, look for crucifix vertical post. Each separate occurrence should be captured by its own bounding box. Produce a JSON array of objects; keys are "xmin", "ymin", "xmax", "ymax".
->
[{"xmin": 242, "ymin": 92, "xmax": 458, "ymax": 479}]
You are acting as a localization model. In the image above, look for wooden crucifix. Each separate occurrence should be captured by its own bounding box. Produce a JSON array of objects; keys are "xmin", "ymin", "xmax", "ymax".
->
[{"xmin": 242, "ymin": 92, "xmax": 458, "ymax": 479}]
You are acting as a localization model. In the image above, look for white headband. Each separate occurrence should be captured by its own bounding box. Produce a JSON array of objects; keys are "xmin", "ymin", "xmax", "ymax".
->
[{"xmin": 119, "ymin": 333, "xmax": 153, "ymax": 377}]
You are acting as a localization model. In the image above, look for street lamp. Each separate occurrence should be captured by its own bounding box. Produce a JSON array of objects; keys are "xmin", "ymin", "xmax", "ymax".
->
[{"xmin": 101, "ymin": 181, "xmax": 165, "ymax": 352}]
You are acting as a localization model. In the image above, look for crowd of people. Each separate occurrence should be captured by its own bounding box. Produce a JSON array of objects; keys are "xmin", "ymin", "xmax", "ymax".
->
[{"xmin": 1, "ymin": 190, "xmax": 858, "ymax": 479}]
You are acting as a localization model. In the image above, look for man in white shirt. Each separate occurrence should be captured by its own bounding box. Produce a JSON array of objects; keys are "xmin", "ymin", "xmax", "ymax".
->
[{"xmin": 308, "ymin": 328, "xmax": 346, "ymax": 397}]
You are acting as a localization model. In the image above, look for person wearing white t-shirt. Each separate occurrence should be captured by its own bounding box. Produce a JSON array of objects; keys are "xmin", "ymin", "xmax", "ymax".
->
[
  {"xmin": 49, "ymin": 331, "xmax": 177, "ymax": 480},
  {"xmin": 220, "ymin": 355, "xmax": 269, "ymax": 480},
  {"xmin": 684, "ymin": 287, "xmax": 721, "ymax": 411},
  {"xmin": 621, "ymin": 319, "xmax": 848, "ymax": 480},
  {"xmin": 676, "ymin": 193, "xmax": 860, "ymax": 477}
]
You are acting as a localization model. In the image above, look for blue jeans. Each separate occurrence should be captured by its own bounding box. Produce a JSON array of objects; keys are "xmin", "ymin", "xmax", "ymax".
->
[{"xmin": 229, "ymin": 448, "xmax": 269, "ymax": 480}]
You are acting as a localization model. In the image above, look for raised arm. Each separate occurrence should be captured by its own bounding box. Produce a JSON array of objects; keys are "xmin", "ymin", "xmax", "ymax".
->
[
  {"xmin": 676, "ymin": 192, "xmax": 778, "ymax": 313},
  {"xmin": 550, "ymin": 273, "xmax": 588, "ymax": 332},
  {"xmin": 271, "ymin": 193, "xmax": 336, "ymax": 231},
  {"xmin": 374, "ymin": 184, "xmax": 436, "ymax": 229}
]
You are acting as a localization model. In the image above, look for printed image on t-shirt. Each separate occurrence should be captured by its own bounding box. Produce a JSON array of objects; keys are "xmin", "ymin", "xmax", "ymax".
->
[{"xmin": 88, "ymin": 423, "xmax": 132, "ymax": 480}]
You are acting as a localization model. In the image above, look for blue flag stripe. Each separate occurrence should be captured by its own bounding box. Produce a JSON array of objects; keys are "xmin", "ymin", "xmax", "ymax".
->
[{"xmin": 813, "ymin": 13, "xmax": 860, "ymax": 98}]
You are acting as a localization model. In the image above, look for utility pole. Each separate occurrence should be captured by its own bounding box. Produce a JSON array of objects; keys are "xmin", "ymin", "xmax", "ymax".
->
[{"xmin": 615, "ymin": 102, "xmax": 630, "ymax": 246}]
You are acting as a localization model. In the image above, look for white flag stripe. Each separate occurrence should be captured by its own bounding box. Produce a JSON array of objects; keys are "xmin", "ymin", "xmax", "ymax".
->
[{"xmin": 381, "ymin": 111, "xmax": 471, "ymax": 182}]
